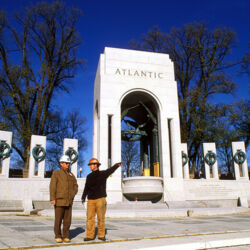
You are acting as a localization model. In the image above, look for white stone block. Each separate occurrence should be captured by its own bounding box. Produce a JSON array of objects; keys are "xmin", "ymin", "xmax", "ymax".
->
[
  {"xmin": 0, "ymin": 130, "xmax": 13, "ymax": 178},
  {"xmin": 232, "ymin": 141, "xmax": 248, "ymax": 180},
  {"xmin": 29, "ymin": 135, "xmax": 46, "ymax": 178},
  {"xmin": 181, "ymin": 143, "xmax": 189, "ymax": 179},
  {"xmin": 63, "ymin": 138, "xmax": 78, "ymax": 177},
  {"xmin": 203, "ymin": 143, "xmax": 219, "ymax": 179}
]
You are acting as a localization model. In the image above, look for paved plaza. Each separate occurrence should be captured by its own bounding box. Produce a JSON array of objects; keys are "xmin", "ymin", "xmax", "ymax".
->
[{"xmin": 0, "ymin": 212, "xmax": 250, "ymax": 249}]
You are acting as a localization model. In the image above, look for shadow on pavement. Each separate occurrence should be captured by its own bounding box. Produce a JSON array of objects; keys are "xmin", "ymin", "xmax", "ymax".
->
[{"xmin": 70, "ymin": 227, "xmax": 85, "ymax": 239}]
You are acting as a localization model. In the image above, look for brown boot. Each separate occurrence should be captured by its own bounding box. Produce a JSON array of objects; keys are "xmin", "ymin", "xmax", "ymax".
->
[{"xmin": 84, "ymin": 237, "xmax": 95, "ymax": 241}]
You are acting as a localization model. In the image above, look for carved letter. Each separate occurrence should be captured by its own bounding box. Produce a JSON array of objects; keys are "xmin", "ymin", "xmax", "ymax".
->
[
  {"xmin": 122, "ymin": 69, "xmax": 126, "ymax": 75},
  {"xmin": 141, "ymin": 71, "xmax": 147, "ymax": 77},
  {"xmin": 134, "ymin": 70, "xmax": 140, "ymax": 77},
  {"xmin": 115, "ymin": 68, "xmax": 121, "ymax": 75},
  {"xmin": 158, "ymin": 73, "xmax": 163, "ymax": 79}
]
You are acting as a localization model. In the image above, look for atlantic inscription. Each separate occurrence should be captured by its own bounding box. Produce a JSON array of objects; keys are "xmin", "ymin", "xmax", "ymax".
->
[{"xmin": 115, "ymin": 68, "xmax": 164, "ymax": 79}]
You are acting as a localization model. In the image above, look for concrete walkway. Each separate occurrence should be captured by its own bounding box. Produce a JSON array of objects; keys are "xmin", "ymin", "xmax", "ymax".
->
[{"xmin": 0, "ymin": 209, "xmax": 250, "ymax": 249}]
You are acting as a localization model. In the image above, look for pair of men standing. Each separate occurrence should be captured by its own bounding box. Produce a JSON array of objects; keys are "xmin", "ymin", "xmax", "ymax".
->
[{"xmin": 49, "ymin": 155, "xmax": 122, "ymax": 243}]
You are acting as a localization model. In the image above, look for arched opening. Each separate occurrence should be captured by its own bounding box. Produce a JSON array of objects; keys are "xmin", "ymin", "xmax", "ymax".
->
[
  {"xmin": 121, "ymin": 91, "xmax": 160, "ymax": 177},
  {"xmin": 121, "ymin": 91, "xmax": 163, "ymax": 202}
]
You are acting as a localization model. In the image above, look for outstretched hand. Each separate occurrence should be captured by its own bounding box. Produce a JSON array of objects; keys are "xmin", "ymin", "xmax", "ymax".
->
[{"xmin": 117, "ymin": 161, "xmax": 123, "ymax": 167}]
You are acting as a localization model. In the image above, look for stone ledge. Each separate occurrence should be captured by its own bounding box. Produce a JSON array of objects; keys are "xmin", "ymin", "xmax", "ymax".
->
[
  {"xmin": 166, "ymin": 199, "xmax": 239, "ymax": 208},
  {"xmin": 0, "ymin": 200, "xmax": 23, "ymax": 212},
  {"xmin": 38, "ymin": 207, "xmax": 250, "ymax": 218}
]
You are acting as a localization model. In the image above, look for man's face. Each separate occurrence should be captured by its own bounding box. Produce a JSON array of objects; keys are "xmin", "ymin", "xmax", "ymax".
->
[
  {"xmin": 60, "ymin": 162, "xmax": 70, "ymax": 170},
  {"xmin": 89, "ymin": 163, "xmax": 98, "ymax": 171}
]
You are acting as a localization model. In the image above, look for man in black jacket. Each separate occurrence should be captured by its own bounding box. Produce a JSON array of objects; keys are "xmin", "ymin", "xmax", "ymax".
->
[{"xmin": 81, "ymin": 158, "xmax": 122, "ymax": 241}]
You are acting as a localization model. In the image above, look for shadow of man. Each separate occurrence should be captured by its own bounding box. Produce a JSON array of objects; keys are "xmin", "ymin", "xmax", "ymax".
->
[{"xmin": 70, "ymin": 227, "xmax": 85, "ymax": 239}]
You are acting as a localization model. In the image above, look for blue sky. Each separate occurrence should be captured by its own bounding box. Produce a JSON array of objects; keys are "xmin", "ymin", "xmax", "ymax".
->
[{"xmin": 1, "ymin": 0, "xmax": 249, "ymax": 174}]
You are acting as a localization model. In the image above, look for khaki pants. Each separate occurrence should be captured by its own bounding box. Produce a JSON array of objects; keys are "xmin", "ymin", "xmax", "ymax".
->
[
  {"xmin": 54, "ymin": 206, "xmax": 72, "ymax": 238},
  {"xmin": 86, "ymin": 197, "xmax": 107, "ymax": 238}
]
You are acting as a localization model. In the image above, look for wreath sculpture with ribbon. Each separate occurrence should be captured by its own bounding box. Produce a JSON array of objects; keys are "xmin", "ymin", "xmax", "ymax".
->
[
  {"xmin": 0, "ymin": 141, "xmax": 12, "ymax": 159},
  {"xmin": 204, "ymin": 151, "xmax": 217, "ymax": 166},
  {"xmin": 32, "ymin": 145, "xmax": 46, "ymax": 162},
  {"xmin": 233, "ymin": 149, "xmax": 246, "ymax": 165},
  {"xmin": 182, "ymin": 151, "xmax": 189, "ymax": 166},
  {"xmin": 65, "ymin": 147, "xmax": 78, "ymax": 164}
]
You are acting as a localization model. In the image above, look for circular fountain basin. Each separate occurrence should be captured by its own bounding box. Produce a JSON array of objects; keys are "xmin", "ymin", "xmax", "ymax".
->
[{"xmin": 122, "ymin": 176, "xmax": 163, "ymax": 202}]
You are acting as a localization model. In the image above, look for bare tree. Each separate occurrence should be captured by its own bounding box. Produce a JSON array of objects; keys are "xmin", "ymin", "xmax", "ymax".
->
[
  {"xmin": 240, "ymin": 43, "xmax": 250, "ymax": 77},
  {"xmin": 0, "ymin": 2, "xmax": 84, "ymax": 176},
  {"xmin": 45, "ymin": 109, "xmax": 88, "ymax": 174}
]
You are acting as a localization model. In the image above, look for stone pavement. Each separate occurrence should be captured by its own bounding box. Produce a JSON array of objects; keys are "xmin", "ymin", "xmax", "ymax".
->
[{"xmin": 0, "ymin": 211, "xmax": 250, "ymax": 249}]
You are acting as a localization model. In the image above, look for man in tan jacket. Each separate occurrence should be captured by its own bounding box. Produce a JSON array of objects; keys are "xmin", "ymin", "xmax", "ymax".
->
[{"xmin": 50, "ymin": 155, "xmax": 78, "ymax": 243}]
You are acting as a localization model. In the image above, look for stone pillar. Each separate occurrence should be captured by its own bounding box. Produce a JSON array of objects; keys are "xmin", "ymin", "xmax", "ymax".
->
[
  {"xmin": 203, "ymin": 143, "xmax": 219, "ymax": 179},
  {"xmin": 160, "ymin": 118, "xmax": 171, "ymax": 179},
  {"xmin": 92, "ymin": 100, "xmax": 99, "ymax": 158},
  {"xmin": 29, "ymin": 135, "xmax": 46, "ymax": 178},
  {"xmin": 98, "ymin": 114, "xmax": 109, "ymax": 169},
  {"xmin": 106, "ymin": 112, "xmax": 122, "ymax": 203},
  {"xmin": 111, "ymin": 114, "xmax": 122, "ymax": 175},
  {"xmin": 63, "ymin": 138, "xmax": 78, "ymax": 177},
  {"xmin": 169, "ymin": 119, "xmax": 182, "ymax": 178},
  {"xmin": 232, "ymin": 141, "xmax": 248, "ymax": 180},
  {"xmin": 181, "ymin": 143, "xmax": 189, "ymax": 179},
  {"xmin": 152, "ymin": 126, "xmax": 160, "ymax": 177},
  {"xmin": 0, "ymin": 130, "xmax": 12, "ymax": 178}
]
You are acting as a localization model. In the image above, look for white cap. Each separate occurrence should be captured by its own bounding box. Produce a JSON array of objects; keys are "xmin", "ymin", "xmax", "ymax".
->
[{"xmin": 59, "ymin": 155, "xmax": 71, "ymax": 163}]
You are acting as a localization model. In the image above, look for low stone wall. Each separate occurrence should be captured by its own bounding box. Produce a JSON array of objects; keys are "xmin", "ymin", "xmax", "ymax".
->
[
  {"xmin": 182, "ymin": 179, "xmax": 250, "ymax": 208},
  {"xmin": 0, "ymin": 178, "xmax": 86, "ymax": 213},
  {"xmin": 1, "ymin": 177, "xmax": 250, "ymax": 213},
  {"xmin": 0, "ymin": 175, "xmax": 123, "ymax": 212},
  {"xmin": 160, "ymin": 178, "xmax": 250, "ymax": 207},
  {"xmin": 183, "ymin": 179, "xmax": 250, "ymax": 202}
]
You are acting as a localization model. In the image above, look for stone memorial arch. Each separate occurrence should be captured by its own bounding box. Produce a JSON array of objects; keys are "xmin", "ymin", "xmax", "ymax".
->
[{"xmin": 92, "ymin": 47, "xmax": 183, "ymax": 203}]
